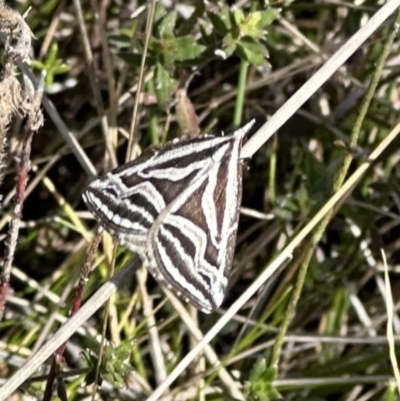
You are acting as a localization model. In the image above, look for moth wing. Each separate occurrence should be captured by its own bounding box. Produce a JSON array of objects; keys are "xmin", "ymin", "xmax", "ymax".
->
[
  {"xmin": 145, "ymin": 133, "xmax": 244, "ymax": 313},
  {"xmin": 83, "ymin": 136, "xmax": 234, "ymax": 254},
  {"xmin": 83, "ymin": 148, "xmax": 160, "ymax": 253}
]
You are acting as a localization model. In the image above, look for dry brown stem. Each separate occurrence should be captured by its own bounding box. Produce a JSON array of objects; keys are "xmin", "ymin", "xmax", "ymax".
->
[{"xmin": 0, "ymin": 2, "xmax": 43, "ymax": 320}]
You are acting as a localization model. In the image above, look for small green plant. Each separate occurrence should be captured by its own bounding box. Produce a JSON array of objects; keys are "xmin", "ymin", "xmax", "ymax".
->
[
  {"xmin": 208, "ymin": 5, "xmax": 277, "ymax": 66},
  {"xmin": 82, "ymin": 341, "xmax": 134, "ymax": 388},
  {"xmin": 244, "ymin": 360, "xmax": 281, "ymax": 401},
  {"xmin": 32, "ymin": 42, "xmax": 70, "ymax": 87},
  {"xmin": 119, "ymin": 3, "xmax": 277, "ymax": 108}
]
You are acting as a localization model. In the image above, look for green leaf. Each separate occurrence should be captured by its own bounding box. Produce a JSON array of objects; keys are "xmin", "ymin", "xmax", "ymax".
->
[
  {"xmin": 108, "ymin": 33, "xmax": 132, "ymax": 45},
  {"xmin": 157, "ymin": 11, "xmax": 177, "ymax": 38},
  {"xmin": 240, "ymin": 10, "xmax": 277, "ymax": 38},
  {"xmin": 154, "ymin": 63, "xmax": 177, "ymax": 109},
  {"xmin": 207, "ymin": 6, "xmax": 232, "ymax": 35},
  {"xmin": 240, "ymin": 9, "xmax": 278, "ymax": 39},
  {"xmin": 237, "ymin": 38, "xmax": 268, "ymax": 66},
  {"xmin": 264, "ymin": 365, "xmax": 278, "ymax": 382},
  {"xmin": 31, "ymin": 60, "xmax": 45, "ymax": 70},
  {"xmin": 47, "ymin": 42, "xmax": 58, "ymax": 66},
  {"xmin": 155, "ymin": 41, "xmax": 173, "ymax": 71},
  {"xmin": 118, "ymin": 52, "xmax": 157, "ymax": 67},
  {"xmin": 222, "ymin": 32, "xmax": 238, "ymax": 57},
  {"xmin": 255, "ymin": 9, "xmax": 279, "ymax": 29},
  {"xmin": 171, "ymin": 36, "xmax": 205, "ymax": 61},
  {"xmin": 53, "ymin": 65, "xmax": 70, "ymax": 74},
  {"xmin": 153, "ymin": 2, "xmax": 167, "ymax": 25},
  {"xmin": 232, "ymin": 7, "xmax": 245, "ymax": 26},
  {"xmin": 158, "ymin": 36, "xmax": 205, "ymax": 68}
]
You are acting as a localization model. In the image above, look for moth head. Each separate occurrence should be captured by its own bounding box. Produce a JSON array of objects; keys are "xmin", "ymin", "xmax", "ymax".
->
[{"xmin": 234, "ymin": 119, "xmax": 256, "ymax": 159}]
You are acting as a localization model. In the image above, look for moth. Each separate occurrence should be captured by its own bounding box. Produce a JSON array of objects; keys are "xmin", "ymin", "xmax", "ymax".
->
[{"xmin": 83, "ymin": 122, "xmax": 253, "ymax": 313}]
